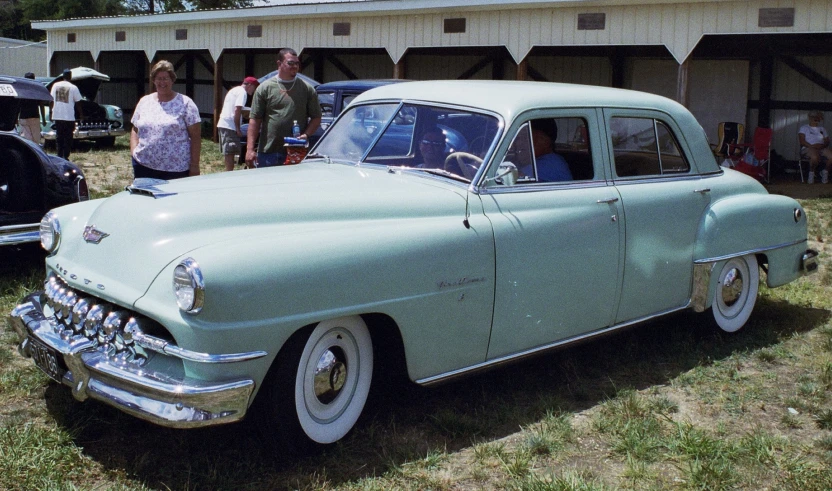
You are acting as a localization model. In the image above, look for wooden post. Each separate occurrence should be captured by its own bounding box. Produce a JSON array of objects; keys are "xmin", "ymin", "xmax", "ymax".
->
[
  {"xmin": 676, "ymin": 57, "xmax": 690, "ymax": 108},
  {"xmin": 213, "ymin": 53, "xmax": 223, "ymax": 142},
  {"xmin": 393, "ymin": 58, "xmax": 406, "ymax": 79},
  {"xmin": 516, "ymin": 58, "xmax": 527, "ymax": 81}
]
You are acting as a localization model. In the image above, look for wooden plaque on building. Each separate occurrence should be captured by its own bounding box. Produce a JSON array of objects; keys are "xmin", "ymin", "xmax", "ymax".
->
[
  {"xmin": 67, "ymin": 33, "xmax": 76, "ymax": 43},
  {"xmin": 444, "ymin": 18, "xmax": 466, "ymax": 34},
  {"xmin": 175, "ymin": 29, "xmax": 188, "ymax": 41},
  {"xmin": 333, "ymin": 22, "xmax": 351, "ymax": 36},
  {"xmin": 758, "ymin": 8, "xmax": 794, "ymax": 28},
  {"xmin": 577, "ymin": 13, "xmax": 606, "ymax": 31},
  {"xmin": 247, "ymin": 25, "xmax": 262, "ymax": 38},
  {"xmin": 115, "ymin": 31, "xmax": 126, "ymax": 42}
]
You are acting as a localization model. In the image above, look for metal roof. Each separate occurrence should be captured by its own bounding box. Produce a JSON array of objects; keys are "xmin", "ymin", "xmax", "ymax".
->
[{"xmin": 31, "ymin": 0, "xmax": 712, "ymax": 29}]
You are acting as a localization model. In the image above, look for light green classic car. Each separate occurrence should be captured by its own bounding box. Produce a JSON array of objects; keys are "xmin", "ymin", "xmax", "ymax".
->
[{"xmin": 10, "ymin": 81, "xmax": 817, "ymax": 452}]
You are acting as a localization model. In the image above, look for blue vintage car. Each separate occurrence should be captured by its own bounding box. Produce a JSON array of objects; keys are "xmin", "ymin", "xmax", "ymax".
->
[{"xmin": 10, "ymin": 81, "xmax": 817, "ymax": 453}]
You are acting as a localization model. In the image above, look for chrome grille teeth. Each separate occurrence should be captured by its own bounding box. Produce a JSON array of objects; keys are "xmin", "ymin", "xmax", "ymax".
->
[
  {"xmin": 71, "ymin": 298, "xmax": 93, "ymax": 334},
  {"xmin": 83, "ymin": 304, "xmax": 110, "ymax": 343},
  {"xmin": 61, "ymin": 291, "xmax": 78, "ymax": 320},
  {"xmin": 45, "ymin": 275, "xmax": 149, "ymax": 366},
  {"xmin": 101, "ymin": 311, "xmax": 127, "ymax": 349}
]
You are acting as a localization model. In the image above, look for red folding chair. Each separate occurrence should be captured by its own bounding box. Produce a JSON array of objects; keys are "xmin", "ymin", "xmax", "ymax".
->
[{"xmin": 728, "ymin": 127, "xmax": 772, "ymax": 182}]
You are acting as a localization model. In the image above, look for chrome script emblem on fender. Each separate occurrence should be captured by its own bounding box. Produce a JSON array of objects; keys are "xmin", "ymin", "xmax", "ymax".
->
[{"xmin": 83, "ymin": 226, "xmax": 109, "ymax": 244}]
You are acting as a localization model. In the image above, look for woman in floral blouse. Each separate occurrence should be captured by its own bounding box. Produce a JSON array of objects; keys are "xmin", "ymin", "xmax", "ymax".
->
[{"xmin": 130, "ymin": 60, "xmax": 201, "ymax": 179}]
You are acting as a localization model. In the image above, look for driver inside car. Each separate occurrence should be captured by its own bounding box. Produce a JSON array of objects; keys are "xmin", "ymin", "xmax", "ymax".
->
[{"xmin": 416, "ymin": 128, "xmax": 449, "ymax": 170}]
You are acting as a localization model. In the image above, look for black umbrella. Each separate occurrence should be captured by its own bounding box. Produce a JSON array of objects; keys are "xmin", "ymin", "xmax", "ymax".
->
[{"xmin": 0, "ymin": 75, "xmax": 53, "ymax": 102}]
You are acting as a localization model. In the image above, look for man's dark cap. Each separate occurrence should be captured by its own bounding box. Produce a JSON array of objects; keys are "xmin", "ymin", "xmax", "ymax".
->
[
  {"xmin": 24, "ymin": 72, "xmax": 35, "ymax": 79},
  {"xmin": 62, "ymin": 68, "xmax": 72, "ymax": 78}
]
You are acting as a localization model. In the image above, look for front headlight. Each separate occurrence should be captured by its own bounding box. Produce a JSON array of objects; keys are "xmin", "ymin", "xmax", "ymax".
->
[
  {"xmin": 39, "ymin": 211, "xmax": 61, "ymax": 254},
  {"xmin": 113, "ymin": 107, "xmax": 123, "ymax": 119},
  {"xmin": 173, "ymin": 258, "xmax": 204, "ymax": 314}
]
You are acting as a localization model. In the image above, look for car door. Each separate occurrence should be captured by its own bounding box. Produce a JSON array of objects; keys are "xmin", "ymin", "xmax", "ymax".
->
[
  {"xmin": 479, "ymin": 110, "xmax": 624, "ymax": 360},
  {"xmin": 603, "ymin": 109, "xmax": 713, "ymax": 323}
]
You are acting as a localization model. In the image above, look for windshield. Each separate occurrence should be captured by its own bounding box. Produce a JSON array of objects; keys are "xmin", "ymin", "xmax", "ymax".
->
[{"xmin": 313, "ymin": 102, "xmax": 501, "ymax": 179}]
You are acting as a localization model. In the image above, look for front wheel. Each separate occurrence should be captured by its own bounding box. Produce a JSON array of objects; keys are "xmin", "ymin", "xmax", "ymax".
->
[
  {"xmin": 259, "ymin": 315, "xmax": 373, "ymax": 452},
  {"xmin": 711, "ymin": 254, "xmax": 759, "ymax": 332}
]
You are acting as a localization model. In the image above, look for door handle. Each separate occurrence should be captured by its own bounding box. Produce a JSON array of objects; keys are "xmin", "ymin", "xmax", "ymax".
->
[
  {"xmin": 694, "ymin": 188, "xmax": 711, "ymax": 194},
  {"xmin": 596, "ymin": 197, "xmax": 619, "ymax": 204}
]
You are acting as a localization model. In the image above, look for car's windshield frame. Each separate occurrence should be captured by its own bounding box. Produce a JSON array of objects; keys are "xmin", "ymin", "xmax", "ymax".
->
[{"xmin": 310, "ymin": 99, "xmax": 504, "ymax": 184}]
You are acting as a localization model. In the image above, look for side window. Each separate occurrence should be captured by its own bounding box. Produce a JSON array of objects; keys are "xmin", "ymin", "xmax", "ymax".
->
[
  {"xmin": 318, "ymin": 91, "xmax": 335, "ymax": 118},
  {"xmin": 510, "ymin": 117, "xmax": 594, "ymax": 184},
  {"xmin": 611, "ymin": 117, "xmax": 690, "ymax": 177}
]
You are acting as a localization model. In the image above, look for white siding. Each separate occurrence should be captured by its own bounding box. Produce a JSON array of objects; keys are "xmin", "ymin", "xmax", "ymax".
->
[
  {"xmin": 40, "ymin": 1, "xmax": 832, "ymax": 66},
  {"xmin": 0, "ymin": 39, "xmax": 47, "ymax": 76}
]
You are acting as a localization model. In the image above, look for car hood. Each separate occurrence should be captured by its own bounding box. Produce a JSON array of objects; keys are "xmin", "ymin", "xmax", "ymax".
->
[
  {"xmin": 46, "ymin": 67, "xmax": 109, "ymax": 100},
  {"xmin": 51, "ymin": 162, "xmax": 468, "ymax": 303}
]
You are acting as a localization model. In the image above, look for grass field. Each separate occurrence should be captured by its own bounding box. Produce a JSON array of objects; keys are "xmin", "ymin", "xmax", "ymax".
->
[{"xmin": 1, "ymin": 136, "xmax": 831, "ymax": 490}]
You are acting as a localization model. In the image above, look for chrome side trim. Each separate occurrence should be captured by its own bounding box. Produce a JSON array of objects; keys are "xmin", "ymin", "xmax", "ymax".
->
[
  {"xmin": 132, "ymin": 330, "xmax": 268, "ymax": 363},
  {"xmin": 693, "ymin": 238, "xmax": 807, "ymax": 264},
  {"xmin": 416, "ymin": 303, "xmax": 690, "ymax": 386},
  {"xmin": 0, "ymin": 223, "xmax": 39, "ymax": 246}
]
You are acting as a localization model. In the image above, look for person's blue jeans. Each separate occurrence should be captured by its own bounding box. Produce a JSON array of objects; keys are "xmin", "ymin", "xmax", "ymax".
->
[{"xmin": 256, "ymin": 152, "xmax": 286, "ymax": 168}]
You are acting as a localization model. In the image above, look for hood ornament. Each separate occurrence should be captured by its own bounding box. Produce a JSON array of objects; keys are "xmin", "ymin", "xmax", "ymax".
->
[{"xmin": 83, "ymin": 225, "xmax": 109, "ymax": 244}]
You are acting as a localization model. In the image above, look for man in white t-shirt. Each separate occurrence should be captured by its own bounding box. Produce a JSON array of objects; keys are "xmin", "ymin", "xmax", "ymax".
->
[
  {"xmin": 217, "ymin": 76, "xmax": 258, "ymax": 171},
  {"xmin": 50, "ymin": 68, "xmax": 83, "ymax": 160},
  {"xmin": 798, "ymin": 110, "xmax": 832, "ymax": 184}
]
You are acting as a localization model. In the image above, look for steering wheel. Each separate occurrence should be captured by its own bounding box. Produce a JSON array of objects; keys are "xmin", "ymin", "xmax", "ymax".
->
[{"xmin": 444, "ymin": 152, "xmax": 483, "ymax": 180}]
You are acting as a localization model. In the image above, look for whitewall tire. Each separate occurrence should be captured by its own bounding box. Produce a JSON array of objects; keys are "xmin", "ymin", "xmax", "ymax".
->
[
  {"xmin": 294, "ymin": 315, "xmax": 373, "ymax": 444},
  {"xmin": 712, "ymin": 254, "xmax": 759, "ymax": 333}
]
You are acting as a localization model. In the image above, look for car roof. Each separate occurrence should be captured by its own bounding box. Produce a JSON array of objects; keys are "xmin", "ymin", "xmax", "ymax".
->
[
  {"xmin": 0, "ymin": 75, "xmax": 52, "ymax": 102},
  {"xmin": 315, "ymin": 79, "xmax": 410, "ymax": 92},
  {"xmin": 351, "ymin": 80, "xmax": 687, "ymax": 120}
]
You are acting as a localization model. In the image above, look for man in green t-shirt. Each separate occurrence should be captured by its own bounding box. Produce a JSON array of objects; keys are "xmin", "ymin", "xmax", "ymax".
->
[{"xmin": 245, "ymin": 48, "xmax": 322, "ymax": 168}]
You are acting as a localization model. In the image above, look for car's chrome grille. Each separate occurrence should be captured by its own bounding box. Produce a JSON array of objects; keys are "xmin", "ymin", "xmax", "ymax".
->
[{"xmin": 42, "ymin": 273, "xmax": 162, "ymax": 366}]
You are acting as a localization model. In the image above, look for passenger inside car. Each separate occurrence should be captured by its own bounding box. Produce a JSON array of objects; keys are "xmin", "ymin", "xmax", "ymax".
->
[{"xmin": 528, "ymin": 120, "xmax": 572, "ymax": 182}]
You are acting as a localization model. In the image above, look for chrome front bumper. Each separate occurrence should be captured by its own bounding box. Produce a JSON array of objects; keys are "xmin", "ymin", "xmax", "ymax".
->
[
  {"xmin": 0, "ymin": 223, "xmax": 39, "ymax": 246},
  {"xmin": 42, "ymin": 127, "xmax": 127, "ymax": 141},
  {"xmin": 10, "ymin": 293, "xmax": 255, "ymax": 428}
]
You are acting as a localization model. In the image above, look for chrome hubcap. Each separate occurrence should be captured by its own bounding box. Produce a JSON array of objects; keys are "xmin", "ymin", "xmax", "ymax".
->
[
  {"xmin": 313, "ymin": 347, "xmax": 347, "ymax": 405},
  {"xmin": 721, "ymin": 267, "xmax": 743, "ymax": 306}
]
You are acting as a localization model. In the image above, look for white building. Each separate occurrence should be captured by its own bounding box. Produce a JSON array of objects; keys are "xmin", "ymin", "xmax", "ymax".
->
[
  {"xmin": 0, "ymin": 37, "xmax": 47, "ymax": 78},
  {"xmin": 30, "ymin": 0, "xmax": 832, "ymax": 160}
]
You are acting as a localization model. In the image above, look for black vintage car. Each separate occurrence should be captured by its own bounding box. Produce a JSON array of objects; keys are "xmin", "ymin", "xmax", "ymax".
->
[{"xmin": 0, "ymin": 75, "xmax": 89, "ymax": 247}]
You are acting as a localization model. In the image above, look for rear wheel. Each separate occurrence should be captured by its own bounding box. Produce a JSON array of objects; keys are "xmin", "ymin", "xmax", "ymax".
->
[
  {"xmin": 259, "ymin": 315, "xmax": 373, "ymax": 452},
  {"xmin": 711, "ymin": 254, "xmax": 759, "ymax": 332}
]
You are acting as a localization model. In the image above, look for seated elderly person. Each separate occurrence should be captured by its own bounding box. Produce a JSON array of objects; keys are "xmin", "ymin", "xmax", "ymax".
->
[
  {"xmin": 799, "ymin": 110, "xmax": 832, "ymax": 184},
  {"xmin": 520, "ymin": 122, "xmax": 572, "ymax": 182}
]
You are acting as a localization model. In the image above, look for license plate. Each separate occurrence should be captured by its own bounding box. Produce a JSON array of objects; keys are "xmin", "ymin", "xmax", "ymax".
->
[
  {"xmin": 0, "ymin": 84, "xmax": 19, "ymax": 97},
  {"xmin": 29, "ymin": 336, "xmax": 66, "ymax": 383},
  {"xmin": 87, "ymin": 130, "xmax": 106, "ymax": 137}
]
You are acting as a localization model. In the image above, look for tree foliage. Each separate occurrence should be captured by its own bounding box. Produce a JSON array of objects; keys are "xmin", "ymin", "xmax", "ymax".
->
[{"xmin": 1, "ymin": 0, "xmax": 257, "ymax": 40}]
